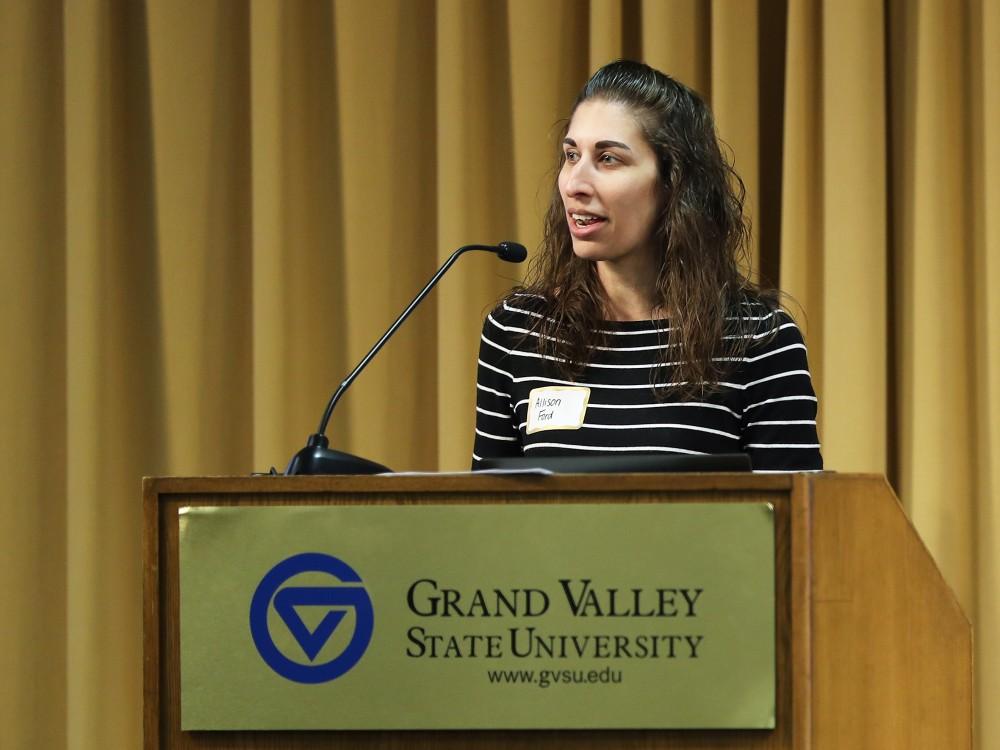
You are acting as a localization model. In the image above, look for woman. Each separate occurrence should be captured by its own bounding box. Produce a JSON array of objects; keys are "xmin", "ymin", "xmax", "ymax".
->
[{"xmin": 472, "ymin": 60, "xmax": 822, "ymax": 473}]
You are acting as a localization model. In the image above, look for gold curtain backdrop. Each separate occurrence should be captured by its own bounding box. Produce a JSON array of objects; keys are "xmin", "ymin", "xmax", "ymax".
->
[{"xmin": 0, "ymin": 0, "xmax": 996, "ymax": 747}]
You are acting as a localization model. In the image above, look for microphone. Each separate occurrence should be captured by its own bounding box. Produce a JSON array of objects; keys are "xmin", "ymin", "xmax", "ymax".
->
[
  {"xmin": 496, "ymin": 241, "xmax": 528, "ymax": 263},
  {"xmin": 284, "ymin": 241, "xmax": 528, "ymax": 475}
]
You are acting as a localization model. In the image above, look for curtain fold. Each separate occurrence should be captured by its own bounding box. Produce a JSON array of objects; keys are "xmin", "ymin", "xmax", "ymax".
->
[
  {"xmin": 779, "ymin": 0, "xmax": 823, "ymax": 371},
  {"xmin": 147, "ymin": 0, "xmax": 253, "ymax": 473},
  {"xmin": 893, "ymin": 0, "xmax": 977, "ymax": 609},
  {"xmin": 1, "ymin": 1, "xmax": 996, "ymax": 747},
  {"xmin": 818, "ymin": 0, "xmax": 888, "ymax": 475},
  {"xmin": 589, "ymin": 0, "xmax": 624, "ymax": 66},
  {"xmin": 333, "ymin": 0, "xmax": 440, "ymax": 471},
  {"xmin": 0, "ymin": 3, "xmax": 66, "ymax": 749},
  {"xmin": 64, "ymin": 2, "xmax": 161, "ymax": 745},
  {"xmin": 250, "ymin": 1, "xmax": 349, "ymax": 470},
  {"xmin": 435, "ymin": 0, "xmax": 520, "ymax": 470},
  {"xmin": 710, "ymin": 0, "xmax": 760, "ymax": 274}
]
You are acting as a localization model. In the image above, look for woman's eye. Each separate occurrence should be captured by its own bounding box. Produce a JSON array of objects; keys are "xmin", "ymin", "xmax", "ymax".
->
[
  {"xmin": 599, "ymin": 152, "xmax": 619, "ymax": 165},
  {"xmin": 564, "ymin": 150, "xmax": 579, "ymax": 163}
]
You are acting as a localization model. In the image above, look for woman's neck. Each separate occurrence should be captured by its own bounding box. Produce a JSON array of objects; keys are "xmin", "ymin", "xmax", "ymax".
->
[{"xmin": 595, "ymin": 255, "xmax": 663, "ymax": 321}]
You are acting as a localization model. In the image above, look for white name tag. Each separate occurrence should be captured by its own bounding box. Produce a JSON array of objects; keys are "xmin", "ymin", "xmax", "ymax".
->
[{"xmin": 526, "ymin": 386, "xmax": 590, "ymax": 434}]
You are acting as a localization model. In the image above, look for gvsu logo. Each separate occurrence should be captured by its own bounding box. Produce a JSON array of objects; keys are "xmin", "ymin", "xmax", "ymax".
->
[{"xmin": 249, "ymin": 553, "xmax": 374, "ymax": 683}]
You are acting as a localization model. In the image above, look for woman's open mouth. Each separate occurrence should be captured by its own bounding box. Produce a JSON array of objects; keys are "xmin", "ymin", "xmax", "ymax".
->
[{"xmin": 568, "ymin": 210, "xmax": 607, "ymax": 237}]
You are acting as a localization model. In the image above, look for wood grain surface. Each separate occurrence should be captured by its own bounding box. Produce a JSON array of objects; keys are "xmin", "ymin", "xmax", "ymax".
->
[{"xmin": 808, "ymin": 475, "xmax": 972, "ymax": 749}]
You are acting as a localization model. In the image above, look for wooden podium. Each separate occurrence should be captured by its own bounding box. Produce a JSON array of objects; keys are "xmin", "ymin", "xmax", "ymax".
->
[{"xmin": 143, "ymin": 472, "xmax": 971, "ymax": 749}]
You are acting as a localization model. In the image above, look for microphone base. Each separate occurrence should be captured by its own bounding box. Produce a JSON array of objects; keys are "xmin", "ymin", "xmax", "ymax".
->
[{"xmin": 284, "ymin": 434, "xmax": 391, "ymax": 476}]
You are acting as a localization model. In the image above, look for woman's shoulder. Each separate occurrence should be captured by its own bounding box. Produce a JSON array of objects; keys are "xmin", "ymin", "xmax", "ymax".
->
[
  {"xmin": 487, "ymin": 291, "xmax": 553, "ymax": 327},
  {"xmin": 729, "ymin": 291, "xmax": 806, "ymax": 346},
  {"xmin": 478, "ymin": 292, "xmax": 549, "ymax": 355}
]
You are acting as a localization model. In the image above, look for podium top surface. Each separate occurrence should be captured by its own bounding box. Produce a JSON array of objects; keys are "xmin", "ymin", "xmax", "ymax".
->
[{"xmin": 142, "ymin": 471, "xmax": 842, "ymax": 497}]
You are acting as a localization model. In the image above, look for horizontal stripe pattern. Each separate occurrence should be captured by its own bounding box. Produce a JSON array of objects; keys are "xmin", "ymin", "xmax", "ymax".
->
[{"xmin": 472, "ymin": 296, "xmax": 823, "ymax": 472}]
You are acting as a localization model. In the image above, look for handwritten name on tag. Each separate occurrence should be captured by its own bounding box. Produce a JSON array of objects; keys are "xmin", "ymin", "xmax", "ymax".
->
[{"xmin": 526, "ymin": 387, "xmax": 591, "ymax": 434}]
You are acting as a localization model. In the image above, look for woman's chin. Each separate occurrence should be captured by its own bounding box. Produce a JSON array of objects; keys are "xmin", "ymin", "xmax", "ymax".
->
[{"xmin": 570, "ymin": 239, "xmax": 611, "ymax": 261}]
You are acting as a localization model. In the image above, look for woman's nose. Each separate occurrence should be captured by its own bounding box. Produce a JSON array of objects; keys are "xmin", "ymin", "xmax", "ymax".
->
[{"xmin": 563, "ymin": 163, "xmax": 595, "ymax": 197}]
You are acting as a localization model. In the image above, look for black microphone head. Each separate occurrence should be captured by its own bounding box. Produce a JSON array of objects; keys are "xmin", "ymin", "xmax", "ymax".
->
[{"xmin": 497, "ymin": 241, "xmax": 528, "ymax": 263}]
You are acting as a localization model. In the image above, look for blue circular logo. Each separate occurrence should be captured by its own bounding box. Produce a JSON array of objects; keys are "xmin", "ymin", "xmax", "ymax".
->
[{"xmin": 249, "ymin": 552, "xmax": 374, "ymax": 683}]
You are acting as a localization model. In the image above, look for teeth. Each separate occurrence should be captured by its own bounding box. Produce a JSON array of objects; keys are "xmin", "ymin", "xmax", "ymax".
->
[{"xmin": 571, "ymin": 212, "xmax": 603, "ymax": 226}]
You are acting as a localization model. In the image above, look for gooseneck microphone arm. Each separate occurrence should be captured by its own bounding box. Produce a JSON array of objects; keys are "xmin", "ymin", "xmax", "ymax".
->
[
  {"xmin": 317, "ymin": 243, "xmax": 518, "ymax": 437},
  {"xmin": 284, "ymin": 241, "xmax": 527, "ymax": 476}
]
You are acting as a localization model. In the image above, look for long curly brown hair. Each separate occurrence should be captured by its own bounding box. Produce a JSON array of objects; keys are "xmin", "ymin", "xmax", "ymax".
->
[{"xmin": 516, "ymin": 60, "xmax": 775, "ymax": 399}]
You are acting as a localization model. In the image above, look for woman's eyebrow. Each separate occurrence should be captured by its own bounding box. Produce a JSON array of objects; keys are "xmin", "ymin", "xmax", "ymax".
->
[{"xmin": 562, "ymin": 137, "xmax": 632, "ymax": 151}]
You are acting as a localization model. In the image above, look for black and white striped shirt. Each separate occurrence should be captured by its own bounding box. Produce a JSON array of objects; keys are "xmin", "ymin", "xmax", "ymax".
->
[{"xmin": 472, "ymin": 295, "xmax": 822, "ymax": 472}]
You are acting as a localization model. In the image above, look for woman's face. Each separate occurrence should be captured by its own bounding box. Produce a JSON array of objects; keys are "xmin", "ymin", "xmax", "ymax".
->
[{"xmin": 558, "ymin": 98, "xmax": 663, "ymax": 266}]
